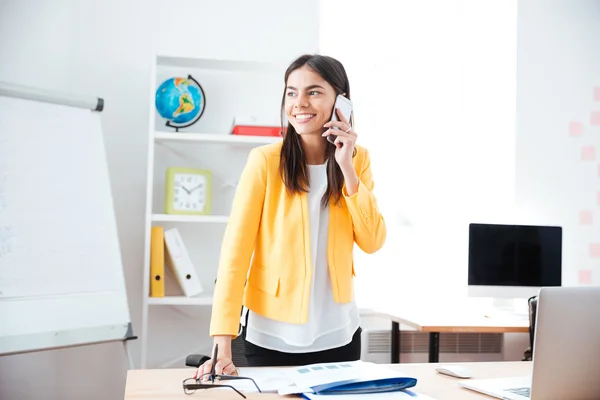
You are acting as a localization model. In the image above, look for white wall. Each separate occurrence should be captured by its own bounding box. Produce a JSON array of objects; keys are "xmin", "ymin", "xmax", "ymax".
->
[
  {"xmin": 516, "ymin": 0, "xmax": 600, "ymax": 286},
  {"xmin": 0, "ymin": 0, "xmax": 318, "ymax": 399},
  {"xmin": 505, "ymin": 0, "xmax": 600, "ymax": 361},
  {"xmin": 0, "ymin": 2, "xmax": 155, "ymax": 399}
]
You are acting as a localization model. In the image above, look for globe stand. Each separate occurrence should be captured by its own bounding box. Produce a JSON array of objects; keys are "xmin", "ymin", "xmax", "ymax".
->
[{"xmin": 161, "ymin": 74, "xmax": 206, "ymax": 132}]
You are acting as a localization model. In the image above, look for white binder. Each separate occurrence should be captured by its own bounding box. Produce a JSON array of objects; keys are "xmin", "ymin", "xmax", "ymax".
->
[{"xmin": 163, "ymin": 228, "xmax": 204, "ymax": 297}]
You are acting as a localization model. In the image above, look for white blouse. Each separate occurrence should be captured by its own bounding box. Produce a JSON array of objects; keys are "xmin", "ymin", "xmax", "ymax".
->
[{"xmin": 242, "ymin": 162, "xmax": 360, "ymax": 353}]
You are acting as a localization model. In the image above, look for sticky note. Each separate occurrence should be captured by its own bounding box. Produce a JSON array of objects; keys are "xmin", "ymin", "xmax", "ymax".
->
[
  {"xmin": 581, "ymin": 146, "xmax": 596, "ymax": 161},
  {"xmin": 592, "ymin": 111, "xmax": 600, "ymax": 126},
  {"xmin": 579, "ymin": 210, "xmax": 593, "ymax": 225},
  {"xmin": 578, "ymin": 270, "xmax": 593, "ymax": 285},
  {"xmin": 569, "ymin": 121, "xmax": 583, "ymax": 137},
  {"xmin": 595, "ymin": 87, "xmax": 600, "ymax": 101},
  {"xmin": 590, "ymin": 243, "xmax": 600, "ymax": 258}
]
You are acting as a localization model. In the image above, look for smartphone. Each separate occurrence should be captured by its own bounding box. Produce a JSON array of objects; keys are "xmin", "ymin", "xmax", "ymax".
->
[{"xmin": 327, "ymin": 94, "xmax": 353, "ymax": 144}]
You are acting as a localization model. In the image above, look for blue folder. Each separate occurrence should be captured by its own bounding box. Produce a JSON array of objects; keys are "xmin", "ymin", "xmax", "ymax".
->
[
  {"xmin": 286, "ymin": 360, "xmax": 418, "ymax": 398},
  {"xmin": 308, "ymin": 376, "xmax": 417, "ymax": 395}
]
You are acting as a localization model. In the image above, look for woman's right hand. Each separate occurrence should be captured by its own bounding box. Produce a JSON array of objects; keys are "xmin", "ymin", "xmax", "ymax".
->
[
  {"xmin": 194, "ymin": 335, "xmax": 237, "ymax": 380},
  {"xmin": 194, "ymin": 355, "xmax": 237, "ymax": 381}
]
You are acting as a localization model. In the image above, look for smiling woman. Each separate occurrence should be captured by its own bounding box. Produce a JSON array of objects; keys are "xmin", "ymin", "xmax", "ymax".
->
[
  {"xmin": 196, "ymin": 54, "xmax": 386, "ymax": 377},
  {"xmin": 280, "ymin": 55, "xmax": 357, "ymax": 206}
]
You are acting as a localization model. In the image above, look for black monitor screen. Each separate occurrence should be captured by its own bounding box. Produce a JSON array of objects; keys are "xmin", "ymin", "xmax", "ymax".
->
[{"xmin": 468, "ymin": 223, "xmax": 562, "ymax": 287}]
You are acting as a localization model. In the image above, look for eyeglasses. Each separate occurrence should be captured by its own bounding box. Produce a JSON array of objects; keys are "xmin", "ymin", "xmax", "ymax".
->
[{"xmin": 182, "ymin": 372, "xmax": 262, "ymax": 398}]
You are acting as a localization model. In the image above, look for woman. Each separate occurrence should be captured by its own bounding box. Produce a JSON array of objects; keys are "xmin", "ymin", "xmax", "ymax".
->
[{"xmin": 196, "ymin": 54, "xmax": 386, "ymax": 378}]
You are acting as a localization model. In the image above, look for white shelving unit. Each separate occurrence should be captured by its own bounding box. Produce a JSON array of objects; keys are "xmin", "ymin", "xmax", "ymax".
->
[
  {"xmin": 140, "ymin": 54, "xmax": 284, "ymax": 368},
  {"xmin": 154, "ymin": 132, "xmax": 280, "ymax": 145},
  {"xmin": 151, "ymin": 213, "xmax": 229, "ymax": 223},
  {"xmin": 147, "ymin": 295, "xmax": 214, "ymax": 306}
]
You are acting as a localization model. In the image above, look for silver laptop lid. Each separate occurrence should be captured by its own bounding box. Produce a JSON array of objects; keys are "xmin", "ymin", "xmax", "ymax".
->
[{"xmin": 531, "ymin": 286, "xmax": 600, "ymax": 399}]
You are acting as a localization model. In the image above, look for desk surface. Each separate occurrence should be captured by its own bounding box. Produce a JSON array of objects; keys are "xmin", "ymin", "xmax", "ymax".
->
[
  {"xmin": 372, "ymin": 305, "xmax": 530, "ymax": 333},
  {"xmin": 124, "ymin": 361, "xmax": 532, "ymax": 399}
]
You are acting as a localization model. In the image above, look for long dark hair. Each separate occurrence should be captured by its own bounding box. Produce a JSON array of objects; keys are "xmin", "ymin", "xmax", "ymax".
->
[{"xmin": 279, "ymin": 54, "xmax": 353, "ymax": 207}]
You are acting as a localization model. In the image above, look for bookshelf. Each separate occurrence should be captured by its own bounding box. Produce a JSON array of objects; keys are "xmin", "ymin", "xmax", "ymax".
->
[{"xmin": 140, "ymin": 54, "xmax": 284, "ymax": 368}]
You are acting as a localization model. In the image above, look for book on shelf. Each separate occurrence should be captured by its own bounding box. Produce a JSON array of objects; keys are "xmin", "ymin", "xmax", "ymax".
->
[
  {"xmin": 163, "ymin": 227, "xmax": 204, "ymax": 297},
  {"xmin": 149, "ymin": 226, "xmax": 165, "ymax": 297},
  {"xmin": 229, "ymin": 115, "xmax": 282, "ymax": 137}
]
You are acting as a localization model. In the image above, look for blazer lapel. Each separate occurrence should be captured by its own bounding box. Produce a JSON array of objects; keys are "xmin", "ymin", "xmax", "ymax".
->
[
  {"xmin": 327, "ymin": 198, "xmax": 337, "ymax": 276},
  {"xmin": 299, "ymin": 192, "xmax": 311, "ymax": 272}
]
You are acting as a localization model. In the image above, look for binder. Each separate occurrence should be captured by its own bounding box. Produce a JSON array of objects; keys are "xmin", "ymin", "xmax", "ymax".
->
[
  {"xmin": 163, "ymin": 228, "xmax": 203, "ymax": 297},
  {"xmin": 149, "ymin": 226, "xmax": 165, "ymax": 297},
  {"xmin": 278, "ymin": 360, "xmax": 421, "ymax": 397}
]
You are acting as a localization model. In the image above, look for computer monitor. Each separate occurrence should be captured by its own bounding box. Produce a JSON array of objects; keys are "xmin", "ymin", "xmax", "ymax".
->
[{"xmin": 468, "ymin": 223, "xmax": 562, "ymax": 312}]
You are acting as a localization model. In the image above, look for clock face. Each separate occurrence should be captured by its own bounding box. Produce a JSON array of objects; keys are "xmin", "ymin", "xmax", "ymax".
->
[{"xmin": 172, "ymin": 173, "xmax": 207, "ymax": 212}]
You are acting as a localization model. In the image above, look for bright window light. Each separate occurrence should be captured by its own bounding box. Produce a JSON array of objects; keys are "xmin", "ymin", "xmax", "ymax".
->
[{"xmin": 319, "ymin": 0, "xmax": 517, "ymax": 305}]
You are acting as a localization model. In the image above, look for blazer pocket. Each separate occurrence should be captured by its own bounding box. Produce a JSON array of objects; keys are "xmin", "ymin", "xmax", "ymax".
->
[{"xmin": 248, "ymin": 265, "xmax": 280, "ymax": 297}]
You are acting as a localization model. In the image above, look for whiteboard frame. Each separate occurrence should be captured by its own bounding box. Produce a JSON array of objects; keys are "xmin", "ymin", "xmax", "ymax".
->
[{"xmin": 0, "ymin": 81, "xmax": 104, "ymax": 112}]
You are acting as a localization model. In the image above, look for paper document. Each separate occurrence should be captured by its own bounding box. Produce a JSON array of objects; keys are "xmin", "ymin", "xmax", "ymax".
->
[
  {"xmin": 287, "ymin": 360, "xmax": 402, "ymax": 389},
  {"xmin": 231, "ymin": 361, "xmax": 435, "ymax": 398},
  {"xmin": 280, "ymin": 360, "xmax": 419, "ymax": 396},
  {"xmin": 228, "ymin": 367, "xmax": 295, "ymax": 393}
]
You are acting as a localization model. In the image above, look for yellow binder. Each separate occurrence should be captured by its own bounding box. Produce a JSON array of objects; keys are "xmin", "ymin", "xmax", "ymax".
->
[{"xmin": 150, "ymin": 226, "xmax": 165, "ymax": 297}]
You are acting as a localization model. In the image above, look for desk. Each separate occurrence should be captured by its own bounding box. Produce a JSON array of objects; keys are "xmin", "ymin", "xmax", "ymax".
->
[
  {"xmin": 372, "ymin": 305, "xmax": 530, "ymax": 363},
  {"xmin": 124, "ymin": 361, "xmax": 532, "ymax": 399}
]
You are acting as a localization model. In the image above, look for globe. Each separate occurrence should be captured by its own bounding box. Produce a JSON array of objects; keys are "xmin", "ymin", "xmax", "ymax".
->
[{"xmin": 155, "ymin": 75, "xmax": 205, "ymax": 130}]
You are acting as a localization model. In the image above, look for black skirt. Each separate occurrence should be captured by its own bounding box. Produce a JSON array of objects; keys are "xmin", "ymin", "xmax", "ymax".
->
[{"xmin": 242, "ymin": 324, "xmax": 362, "ymax": 367}]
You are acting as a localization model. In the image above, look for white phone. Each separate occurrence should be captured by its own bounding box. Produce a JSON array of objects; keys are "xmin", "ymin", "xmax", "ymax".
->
[{"xmin": 327, "ymin": 94, "xmax": 353, "ymax": 144}]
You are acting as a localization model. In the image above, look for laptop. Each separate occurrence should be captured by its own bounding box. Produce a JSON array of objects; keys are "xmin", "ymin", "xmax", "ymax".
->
[{"xmin": 459, "ymin": 286, "xmax": 600, "ymax": 400}]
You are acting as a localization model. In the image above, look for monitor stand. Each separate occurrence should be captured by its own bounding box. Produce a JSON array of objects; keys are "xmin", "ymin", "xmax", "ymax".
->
[{"xmin": 484, "ymin": 298, "xmax": 530, "ymax": 320}]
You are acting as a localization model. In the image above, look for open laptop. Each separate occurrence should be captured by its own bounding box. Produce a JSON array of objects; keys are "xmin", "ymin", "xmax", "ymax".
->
[{"xmin": 459, "ymin": 286, "xmax": 600, "ymax": 400}]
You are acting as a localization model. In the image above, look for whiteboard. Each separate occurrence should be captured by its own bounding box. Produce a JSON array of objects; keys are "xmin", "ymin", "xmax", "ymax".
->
[{"xmin": 0, "ymin": 89, "xmax": 132, "ymax": 356}]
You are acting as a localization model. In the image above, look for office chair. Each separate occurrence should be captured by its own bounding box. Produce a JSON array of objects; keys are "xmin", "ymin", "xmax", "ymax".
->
[
  {"xmin": 186, "ymin": 354, "xmax": 210, "ymax": 367},
  {"xmin": 522, "ymin": 295, "xmax": 538, "ymax": 361}
]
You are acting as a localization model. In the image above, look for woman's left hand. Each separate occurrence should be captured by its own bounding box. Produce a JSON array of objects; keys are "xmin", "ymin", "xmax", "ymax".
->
[{"xmin": 323, "ymin": 108, "xmax": 357, "ymax": 170}]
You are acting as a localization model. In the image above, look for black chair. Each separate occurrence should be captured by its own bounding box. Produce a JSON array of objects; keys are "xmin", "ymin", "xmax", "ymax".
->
[
  {"xmin": 186, "ymin": 354, "xmax": 210, "ymax": 367},
  {"xmin": 522, "ymin": 295, "xmax": 538, "ymax": 361}
]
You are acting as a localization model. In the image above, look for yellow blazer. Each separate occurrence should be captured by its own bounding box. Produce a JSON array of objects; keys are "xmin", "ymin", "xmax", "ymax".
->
[{"xmin": 209, "ymin": 142, "xmax": 386, "ymax": 337}]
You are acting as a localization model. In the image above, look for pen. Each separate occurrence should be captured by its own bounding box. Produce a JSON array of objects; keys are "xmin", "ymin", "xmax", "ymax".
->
[{"xmin": 209, "ymin": 343, "xmax": 218, "ymax": 382}]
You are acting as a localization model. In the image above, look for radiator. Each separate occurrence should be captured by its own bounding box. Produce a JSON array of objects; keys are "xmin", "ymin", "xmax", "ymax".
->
[{"xmin": 360, "ymin": 328, "xmax": 505, "ymax": 363}]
